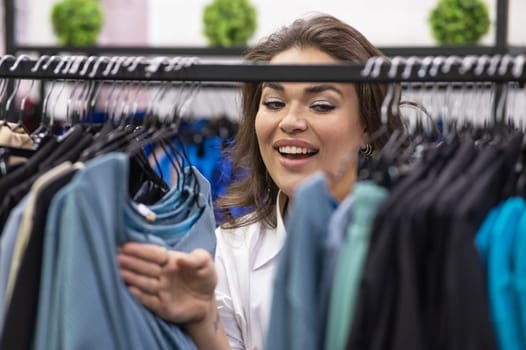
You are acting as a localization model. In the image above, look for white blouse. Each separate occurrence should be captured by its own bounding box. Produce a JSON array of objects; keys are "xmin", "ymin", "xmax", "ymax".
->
[{"xmin": 214, "ymin": 192, "xmax": 287, "ymax": 350}]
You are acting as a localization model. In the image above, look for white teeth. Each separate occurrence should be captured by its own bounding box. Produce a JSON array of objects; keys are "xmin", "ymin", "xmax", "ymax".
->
[{"xmin": 278, "ymin": 146, "xmax": 315, "ymax": 155}]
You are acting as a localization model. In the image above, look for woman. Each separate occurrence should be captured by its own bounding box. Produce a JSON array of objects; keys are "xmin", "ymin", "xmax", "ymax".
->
[{"xmin": 117, "ymin": 14, "xmax": 403, "ymax": 350}]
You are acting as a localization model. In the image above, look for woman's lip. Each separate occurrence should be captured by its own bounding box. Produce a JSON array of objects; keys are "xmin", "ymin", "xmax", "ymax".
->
[
  {"xmin": 275, "ymin": 149, "xmax": 317, "ymax": 170},
  {"xmin": 273, "ymin": 139, "xmax": 318, "ymax": 150}
]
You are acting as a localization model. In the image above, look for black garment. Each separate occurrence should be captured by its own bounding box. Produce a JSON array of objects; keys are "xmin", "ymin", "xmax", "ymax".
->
[
  {"xmin": 416, "ymin": 141, "xmax": 500, "ymax": 350},
  {"xmin": 437, "ymin": 133, "xmax": 521, "ymax": 350},
  {"xmin": 346, "ymin": 164, "xmax": 435, "ymax": 350},
  {"xmin": 345, "ymin": 145, "xmax": 446, "ymax": 350},
  {"xmin": 408, "ymin": 140, "xmax": 478, "ymax": 350},
  {"xmin": 0, "ymin": 138, "xmax": 58, "ymax": 231},
  {"xmin": 0, "ymin": 130, "xmax": 90, "ymax": 233},
  {"xmin": 0, "ymin": 137, "xmax": 58, "ymax": 196},
  {"xmin": 346, "ymin": 134, "xmax": 505, "ymax": 350},
  {"xmin": 0, "ymin": 169, "xmax": 77, "ymax": 350}
]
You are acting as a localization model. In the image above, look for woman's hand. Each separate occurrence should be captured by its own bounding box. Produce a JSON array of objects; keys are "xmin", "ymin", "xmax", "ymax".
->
[{"xmin": 117, "ymin": 242, "xmax": 217, "ymax": 325}]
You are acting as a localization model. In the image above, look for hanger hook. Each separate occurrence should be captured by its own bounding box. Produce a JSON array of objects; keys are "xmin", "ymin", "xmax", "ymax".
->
[
  {"xmin": 106, "ymin": 57, "xmax": 128, "ymax": 122},
  {"xmin": 512, "ymin": 54, "xmax": 525, "ymax": 79},
  {"xmin": 402, "ymin": 56, "xmax": 420, "ymax": 80},
  {"xmin": 19, "ymin": 72, "xmax": 38, "ymax": 117},
  {"xmin": 165, "ymin": 56, "xmax": 181, "ymax": 72},
  {"xmin": 110, "ymin": 56, "xmax": 127, "ymax": 76},
  {"xmin": 498, "ymin": 54, "xmax": 513, "ymax": 76},
  {"xmin": 128, "ymin": 56, "xmax": 145, "ymax": 72},
  {"xmin": 3, "ymin": 55, "xmax": 31, "ymax": 119},
  {"xmin": 361, "ymin": 56, "xmax": 376, "ymax": 77},
  {"xmin": 30, "ymin": 55, "xmax": 50, "ymax": 72},
  {"xmin": 122, "ymin": 56, "xmax": 137, "ymax": 70},
  {"xmin": 169, "ymin": 57, "xmax": 201, "ymax": 124},
  {"xmin": 459, "ymin": 55, "xmax": 478, "ymax": 75},
  {"xmin": 42, "ymin": 55, "xmax": 58, "ymax": 72},
  {"xmin": 429, "ymin": 56, "xmax": 446, "ymax": 77},
  {"xmin": 182, "ymin": 57, "xmax": 202, "ymax": 117},
  {"xmin": 79, "ymin": 56, "xmax": 97, "ymax": 76},
  {"xmin": 441, "ymin": 55, "xmax": 461, "ymax": 74},
  {"xmin": 62, "ymin": 56, "xmax": 79, "ymax": 74},
  {"xmin": 145, "ymin": 57, "xmax": 170, "ymax": 117},
  {"xmin": 102, "ymin": 56, "xmax": 120, "ymax": 76},
  {"xmin": 487, "ymin": 54, "xmax": 502, "ymax": 76},
  {"xmin": 41, "ymin": 57, "xmax": 59, "ymax": 124},
  {"xmin": 145, "ymin": 56, "xmax": 169, "ymax": 77},
  {"xmin": 9, "ymin": 54, "xmax": 31, "ymax": 71},
  {"xmin": 474, "ymin": 55, "xmax": 490, "ymax": 76},
  {"xmin": 0, "ymin": 55, "xmax": 15, "ymax": 70},
  {"xmin": 417, "ymin": 56, "xmax": 434, "ymax": 79},
  {"xmin": 388, "ymin": 56, "xmax": 404, "ymax": 79},
  {"xmin": 0, "ymin": 55, "xmax": 16, "ymax": 104},
  {"xmin": 67, "ymin": 55, "xmax": 86, "ymax": 75},
  {"xmin": 65, "ymin": 79, "xmax": 84, "ymax": 127},
  {"xmin": 371, "ymin": 56, "xmax": 387, "ymax": 79},
  {"xmin": 89, "ymin": 56, "xmax": 110, "ymax": 78},
  {"xmin": 387, "ymin": 56, "xmax": 404, "ymax": 118},
  {"xmin": 53, "ymin": 56, "xmax": 71, "ymax": 75}
]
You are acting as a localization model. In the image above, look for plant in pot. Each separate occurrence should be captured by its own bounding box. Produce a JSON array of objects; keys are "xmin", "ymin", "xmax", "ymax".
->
[
  {"xmin": 429, "ymin": 0, "xmax": 490, "ymax": 45},
  {"xmin": 51, "ymin": 0, "xmax": 104, "ymax": 47},
  {"xmin": 203, "ymin": 0, "xmax": 257, "ymax": 47}
]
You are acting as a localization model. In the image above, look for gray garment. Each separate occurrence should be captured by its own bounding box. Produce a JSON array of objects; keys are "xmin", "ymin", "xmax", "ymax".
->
[{"xmin": 265, "ymin": 172, "xmax": 338, "ymax": 350}]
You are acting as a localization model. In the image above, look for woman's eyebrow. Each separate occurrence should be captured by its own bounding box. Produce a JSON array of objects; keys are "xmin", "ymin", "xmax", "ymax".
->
[
  {"xmin": 304, "ymin": 84, "xmax": 343, "ymax": 96},
  {"xmin": 261, "ymin": 83, "xmax": 343, "ymax": 97},
  {"xmin": 262, "ymin": 82, "xmax": 284, "ymax": 91}
]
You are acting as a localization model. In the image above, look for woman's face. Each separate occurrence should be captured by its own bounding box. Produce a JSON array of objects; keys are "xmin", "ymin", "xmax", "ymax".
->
[{"xmin": 255, "ymin": 46, "xmax": 366, "ymax": 199}]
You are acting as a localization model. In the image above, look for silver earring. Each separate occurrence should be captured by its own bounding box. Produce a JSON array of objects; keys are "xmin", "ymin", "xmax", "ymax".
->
[{"xmin": 359, "ymin": 143, "xmax": 373, "ymax": 157}]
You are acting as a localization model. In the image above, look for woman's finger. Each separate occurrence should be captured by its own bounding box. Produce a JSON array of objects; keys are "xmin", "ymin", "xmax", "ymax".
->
[
  {"xmin": 174, "ymin": 249, "xmax": 212, "ymax": 270},
  {"xmin": 120, "ymin": 242, "xmax": 169, "ymax": 266},
  {"xmin": 128, "ymin": 286, "xmax": 163, "ymax": 314},
  {"xmin": 120, "ymin": 269, "xmax": 161, "ymax": 295},
  {"xmin": 117, "ymin": 253, "xmax": 163, "ymax": 278}
]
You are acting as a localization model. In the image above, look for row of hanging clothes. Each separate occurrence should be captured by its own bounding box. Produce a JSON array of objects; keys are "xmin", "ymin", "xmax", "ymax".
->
[
  {"xmin": 0, "ymin": 54, "xmax": 240, "ymax": 349},
  {"xmin": 266, "ymin": 54, "xmax": 526, "ymax": 350},
  {"xmin": 0, "ymin": 53, "xmax": 525, "ymax": 350}
]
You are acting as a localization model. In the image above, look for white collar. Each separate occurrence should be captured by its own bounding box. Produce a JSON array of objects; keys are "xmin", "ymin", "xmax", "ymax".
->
[{"xmin": 252, "ymin": 191, "xmax": 288, "ymax": 270}]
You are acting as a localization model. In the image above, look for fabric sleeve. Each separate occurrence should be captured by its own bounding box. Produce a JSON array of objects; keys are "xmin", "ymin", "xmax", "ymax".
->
[{"xmin": 215, "ymin": 228, "xmax": 245, "ymax": 350}]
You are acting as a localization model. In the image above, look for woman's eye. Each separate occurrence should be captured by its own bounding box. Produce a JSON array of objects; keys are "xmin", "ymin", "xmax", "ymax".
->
[
  {"xmin": 311, "ymin": 103, "xmax": 335, "ymax": 112},
  {"xmin": 262, "ymin": 100, "xmax": 285, "ymax": 110}
]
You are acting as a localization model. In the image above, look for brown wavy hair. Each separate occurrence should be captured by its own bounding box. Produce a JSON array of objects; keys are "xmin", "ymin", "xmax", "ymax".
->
[{"xmin": 217, "ymin": 14, "xmax": 404, "ymax": 229}]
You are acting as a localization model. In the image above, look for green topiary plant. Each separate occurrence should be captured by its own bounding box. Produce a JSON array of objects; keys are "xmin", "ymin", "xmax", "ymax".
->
[
  {"xmin": 429, "ymin": 0, "xmax": 490, "ymax": 45},
  {"xmin": 203, "ymin": 0, "xmax": 257, "ymax": 47},
  {"xmin": 51, "ymin": 0, "xmax": 104, "ymax": 46}
]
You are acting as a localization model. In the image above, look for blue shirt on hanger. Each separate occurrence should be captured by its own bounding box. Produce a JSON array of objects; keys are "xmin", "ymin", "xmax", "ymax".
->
[{"xmin": 33, "ymin": 153, "xmax": 216, "ymax": 350}]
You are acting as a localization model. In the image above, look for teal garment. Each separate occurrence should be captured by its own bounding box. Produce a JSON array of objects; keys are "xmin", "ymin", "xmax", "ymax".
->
[
  {"xmin": 34, "ymin": 153, "xmax": 216, "ymax": 350},
  {"xmin": 325, "ymin": 180, "xmax": 388, "ymax": 350},
  {"xmin": 516, "ymin": 205, "xmax": 526, "ymax": 343},
  {"xmin": 320, "ymin": 192, "xmax": 354, "ymax": 333},
  {"xmin": 475, "ymin": 198, "xmax": 526, "ymax": 350}
]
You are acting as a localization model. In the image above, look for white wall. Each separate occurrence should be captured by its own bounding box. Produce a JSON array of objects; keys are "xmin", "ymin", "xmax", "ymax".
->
[
  {"xmin": 147, "ymin": 0, "xmax": 498, "ymax": 46},
  {"xmin": 18, "ymin": 0, "xmax": 517, "ymax": 48},
  {"xmin": 509, "ymin": 0, "xmax": 526, "ymax": 46}
]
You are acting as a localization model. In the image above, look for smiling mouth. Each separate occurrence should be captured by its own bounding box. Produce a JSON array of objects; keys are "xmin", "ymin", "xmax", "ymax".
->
[{"xmin": 276, "ymin": 146, "xmax": 319, "ymax": 159}]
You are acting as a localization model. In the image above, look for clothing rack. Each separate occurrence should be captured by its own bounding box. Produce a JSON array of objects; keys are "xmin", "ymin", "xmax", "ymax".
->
[{"xmin": 0, "ymin": 54, "xmax": 525, "ymax": 83}]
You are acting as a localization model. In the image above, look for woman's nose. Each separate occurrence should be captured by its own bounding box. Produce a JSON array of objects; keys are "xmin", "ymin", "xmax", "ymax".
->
[{"xmin": 279, "ymin": 107, "xmax": 307, "ymax": 134}]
